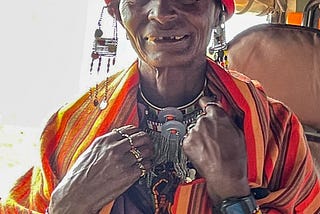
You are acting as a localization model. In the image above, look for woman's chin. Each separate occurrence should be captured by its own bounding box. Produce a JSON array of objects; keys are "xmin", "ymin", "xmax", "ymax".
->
[{"xmin": 142, "ymin": 54, "xmax": 194, "ymax": 68}]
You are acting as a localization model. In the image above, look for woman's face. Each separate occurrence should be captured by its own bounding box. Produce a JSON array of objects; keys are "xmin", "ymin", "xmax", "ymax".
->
[{"xmin": 118, "ymin": 0, "xmax": 220, "ymax": 68}]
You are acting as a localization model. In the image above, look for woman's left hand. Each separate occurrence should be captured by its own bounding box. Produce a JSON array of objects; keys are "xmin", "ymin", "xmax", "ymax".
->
[{"xmin": 182, "ymin": 96, "xmax": 251, "ymax": 205}]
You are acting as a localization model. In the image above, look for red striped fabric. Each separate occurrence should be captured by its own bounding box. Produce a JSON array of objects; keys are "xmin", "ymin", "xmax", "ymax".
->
[{"xmin": 1, "ymin": 59, "xmax": 319, "ymax": 213}]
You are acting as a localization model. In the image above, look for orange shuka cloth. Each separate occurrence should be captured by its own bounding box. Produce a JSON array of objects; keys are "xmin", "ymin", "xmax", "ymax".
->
[{"xmin": 1, "ymin": 59, "xmax": 319, "ymax": 213}]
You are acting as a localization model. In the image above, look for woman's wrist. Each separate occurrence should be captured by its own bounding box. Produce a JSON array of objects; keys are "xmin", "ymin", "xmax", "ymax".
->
[
  {"xmin": 207, "ymin": 176, "xmax": 251, "ymax": 206},
  {"xmin": 212, "ymin": 193, "xmax": 261, "ymax": 214}
]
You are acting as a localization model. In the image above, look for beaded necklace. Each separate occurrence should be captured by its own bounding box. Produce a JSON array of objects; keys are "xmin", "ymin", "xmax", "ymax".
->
[
  {"xmin": 138, "ymin": 79, "xmax": 207, "ymax": 182},
  {"xmin": 139, "ymin": 79, "xmax": 206, "ymax": 113},
  {"xmin": 136, "ymin": 79, "xmax": 209, "ymax": 213}
]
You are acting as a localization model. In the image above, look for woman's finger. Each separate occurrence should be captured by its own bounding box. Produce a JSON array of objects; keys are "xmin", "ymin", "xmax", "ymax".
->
[{"xmin": 198, "ymin": 96, "xmax": 225, "ymax": 116}]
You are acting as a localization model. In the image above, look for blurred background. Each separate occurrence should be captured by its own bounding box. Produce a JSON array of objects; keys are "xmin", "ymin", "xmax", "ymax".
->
[{"xmin": 0, "ymin": 0, "xmax": 267, "ymax": 197}]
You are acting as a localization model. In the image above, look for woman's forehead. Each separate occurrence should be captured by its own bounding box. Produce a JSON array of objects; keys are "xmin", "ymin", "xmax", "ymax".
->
[{"xmin": 104, "ymin": 0, "xmax": 235, "ymax": 19}]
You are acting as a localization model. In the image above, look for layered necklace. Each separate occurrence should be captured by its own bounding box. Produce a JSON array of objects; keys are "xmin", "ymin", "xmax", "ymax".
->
[
  {"xmin": 136, "ymin": 79, "xmax": 210, "ymax": 214},
  {"xmin": 138, "ymin": 78, "xmax": 207, "ymax": 185}
]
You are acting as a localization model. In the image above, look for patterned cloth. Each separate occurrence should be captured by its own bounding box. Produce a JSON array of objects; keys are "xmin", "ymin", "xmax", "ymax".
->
[{"xmin": 1, "ymin": 58, "xmax": 319, "ymax": 213}]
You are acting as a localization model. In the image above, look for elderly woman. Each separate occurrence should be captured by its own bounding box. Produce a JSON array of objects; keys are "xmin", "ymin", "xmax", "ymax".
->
[{"xmin": 1, "ymin": 0, "xmax": 319, "ymax": 213}]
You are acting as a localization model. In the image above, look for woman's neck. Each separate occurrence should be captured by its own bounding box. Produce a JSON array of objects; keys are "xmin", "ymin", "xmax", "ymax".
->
[{"xmin": 138, "ymin": 59, "xmax": 207, "ymax": 108}]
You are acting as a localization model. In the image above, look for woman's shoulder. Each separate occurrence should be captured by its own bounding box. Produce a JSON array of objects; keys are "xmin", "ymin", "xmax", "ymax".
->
[{"xmin": 42, "ymin": 68, "xmax": 130, "ymax": 131}]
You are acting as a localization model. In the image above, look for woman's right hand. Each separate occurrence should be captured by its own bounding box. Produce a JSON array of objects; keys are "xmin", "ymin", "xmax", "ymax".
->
[{"xmin": 48, "ymin": 125, "xmax": 154, "ymax": 214}]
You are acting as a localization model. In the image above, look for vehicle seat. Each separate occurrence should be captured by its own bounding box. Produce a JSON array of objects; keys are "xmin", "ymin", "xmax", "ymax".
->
[
  {"xmin": 302, "ymin": 0, "xmax": 320, "ymax": 29},
  {"xmin": 227, "ymin": 23, "xmax": 320, "ymax": 174}
]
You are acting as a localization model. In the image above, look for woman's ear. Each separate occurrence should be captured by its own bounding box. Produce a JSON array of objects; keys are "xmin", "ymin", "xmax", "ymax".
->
[
  {"xmin": 107, "ymin": 0, "xmax": 122, "ymax": 24},
  {"xmin": 212, "ymin": 5, "xmax": 223, "ymax": 28}
]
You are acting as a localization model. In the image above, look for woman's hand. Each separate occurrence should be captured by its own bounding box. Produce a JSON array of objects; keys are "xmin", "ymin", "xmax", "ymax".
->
[
  {"xmin": 48, "ymin": 125, "xmax": 154, "ymax": 214},
  {"xmin": 182, "ymin": 97, "xmax": 250, "ymax": 205}
]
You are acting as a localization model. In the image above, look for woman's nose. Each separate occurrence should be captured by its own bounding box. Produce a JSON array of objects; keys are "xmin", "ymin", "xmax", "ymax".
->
[{"xmin": 148, "ymin": 1, "xmax": 178, "ymax": 24}]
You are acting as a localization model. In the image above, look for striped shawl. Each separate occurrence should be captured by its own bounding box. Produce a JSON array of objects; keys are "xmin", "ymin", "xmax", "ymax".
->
[{"xmin": 1, "ymin": 58, "xmax": 319, "ymax": 213}]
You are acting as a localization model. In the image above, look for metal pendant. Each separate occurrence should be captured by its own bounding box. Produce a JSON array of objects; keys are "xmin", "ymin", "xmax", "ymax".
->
[
  {"xmin": 158, "ymin": 107, "xmax": 186, "ymax": 140},
  {"xmin": 161, "ymin": 120, "xmax": 186, "ymax": 141},
  {"xmin": 99, "ymin": 100, "xmax": 107, "ymax": 110},
  {"xmin": 158, "ymin": 107, "xmax": 184, "ymax": 123},
  {"xmin": 93, "ymin": 37, "xmax": 117, "ymax": 57}
]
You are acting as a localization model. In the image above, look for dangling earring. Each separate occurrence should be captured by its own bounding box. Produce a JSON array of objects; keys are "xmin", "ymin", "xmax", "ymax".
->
[
  {"xmin": 208, "ymin": 6, "xmax": 228, "ymax": 69},
  {"xmin": 89, "ymin": 6, "xmax": 118, "ymax": 109}
]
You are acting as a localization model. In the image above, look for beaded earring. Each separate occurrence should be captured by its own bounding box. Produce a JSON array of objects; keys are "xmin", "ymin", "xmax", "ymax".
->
[
  {"xmin": 89, "ymin": 6, "xmax": 118, "ymax": 109},
  {"xmin": 208, "ymin": 5, "xmax": 229, "ymax": 69}
]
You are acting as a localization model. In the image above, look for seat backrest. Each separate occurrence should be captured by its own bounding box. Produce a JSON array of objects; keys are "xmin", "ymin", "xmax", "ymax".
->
[
  {"xmin": 228, "ymin": 24, "xmax": 320, "ymax": 130},
  {"xmin": 303, "ymin": 0, "xmax": 320, "ymax": 29},
  {"xmin": 227, "ymin": 23, "xmax": 320, "ymax": 173}
]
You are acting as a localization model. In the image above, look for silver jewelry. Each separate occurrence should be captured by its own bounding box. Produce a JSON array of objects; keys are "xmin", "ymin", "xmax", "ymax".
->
[
  {"xmin": 143, "ymin": 108, "xmax": 203, "ymax": 185},
  {"xmin": 139, "ymin": 78, "xmax": 209, "ymax": 185},
  {"xmin": 89, "ymin": 5, "xmax": 118, "ymax": 109},
  {"xmin": 139, "ymin": 78, "xmax": 207, "ymax": 112},
  {"xmin": 137, "ymin": 162, "xmax": 147, "ymax": 177},
  {"xmin": 208, "ymin": 5, "xmax": 228, "ymax": 69},
  {"xmin": 204, "ymin": 101, "xmax": 223, "ymax": 113},
  {"xmin": 130, "ymin": 147, "xmax": 143, "ymax": 161}
]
